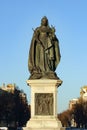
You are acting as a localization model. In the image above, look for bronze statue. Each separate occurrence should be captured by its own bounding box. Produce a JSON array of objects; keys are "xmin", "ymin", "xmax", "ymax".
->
[{"xmin": 28, "ymin": 16, "xmax": 61, "ymax": 79}]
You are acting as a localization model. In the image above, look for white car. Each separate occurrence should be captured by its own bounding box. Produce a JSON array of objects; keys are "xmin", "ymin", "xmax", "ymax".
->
[{"xmin": 0, "ymin": 127, "xmax": 8, "ymax": 130}]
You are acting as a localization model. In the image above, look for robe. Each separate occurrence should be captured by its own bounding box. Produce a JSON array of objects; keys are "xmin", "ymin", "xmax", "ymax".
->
[{"xmin": 28, "ymin": 26, "xmax": 61, "ymax": 79}]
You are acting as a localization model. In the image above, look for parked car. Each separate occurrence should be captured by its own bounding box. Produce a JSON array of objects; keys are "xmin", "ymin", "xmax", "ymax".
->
[{"xmin": 0, "ymin": 127, "xmax": 8, "ymax": 130}]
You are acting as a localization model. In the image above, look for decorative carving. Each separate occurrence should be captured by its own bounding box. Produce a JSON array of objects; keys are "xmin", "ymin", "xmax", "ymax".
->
[{"xmin": 35, "ymin": 93, "xmax": 53, "ymax": 115}]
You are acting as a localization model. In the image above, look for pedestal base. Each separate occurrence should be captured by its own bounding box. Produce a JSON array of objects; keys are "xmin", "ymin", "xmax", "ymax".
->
[
  {"xmin": 24, "ymin": 79, "xmax": 62, "ymax": 130},
  {"xmin": 26, "ymin": 117, "xmax": 62, "ymax": 130}
]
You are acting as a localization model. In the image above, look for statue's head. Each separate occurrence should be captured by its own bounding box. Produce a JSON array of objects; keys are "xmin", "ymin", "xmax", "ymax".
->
[{"xmin": 41, "ymin": 16, "xmax": 48, "ymax": 26}]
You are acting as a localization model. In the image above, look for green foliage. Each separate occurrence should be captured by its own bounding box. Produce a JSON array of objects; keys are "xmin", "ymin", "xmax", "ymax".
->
[{"xmin": 0, "ymin": 87, "xmax": 30, "ymax": 127}]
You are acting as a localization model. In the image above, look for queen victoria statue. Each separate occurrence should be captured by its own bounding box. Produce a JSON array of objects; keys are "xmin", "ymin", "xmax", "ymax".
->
[{"xmin": 28, "ymin": 16, "xmax": 61, "ymax": 79}]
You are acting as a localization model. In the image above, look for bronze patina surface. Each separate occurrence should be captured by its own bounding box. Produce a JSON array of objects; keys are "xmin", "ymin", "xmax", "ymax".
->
[{"xmin": 28, "ymin": 16, "xmax": 61, "ymax": 79}]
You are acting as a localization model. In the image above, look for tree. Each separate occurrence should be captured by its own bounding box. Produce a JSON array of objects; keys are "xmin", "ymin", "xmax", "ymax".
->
[
  {"xmin": 58, "ymin": 98, "xmax": 87, "ymax": 128},
  {"xmin": 73, "ymin": 101, "xmax": 83, "ymax": 127},
  {"xmin": 73, "ymin": 98, "xmax": 87, "ymax": 128},
  {"xmin": 58, "ymin": 109, "xmax": 72, "ymax": 127},
  {"xmin": 0, "ymin": 87, "xmax": 30, "ymax": 127},
  {"xmin": 13, "ymin": 88, "xmax": 30, "ymax": 126}
]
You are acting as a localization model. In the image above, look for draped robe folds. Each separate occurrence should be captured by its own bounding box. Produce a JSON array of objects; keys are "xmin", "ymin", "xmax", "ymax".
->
[{"xmin": 28, "ymin": 26, "xmax": 61, "ymax": 79}]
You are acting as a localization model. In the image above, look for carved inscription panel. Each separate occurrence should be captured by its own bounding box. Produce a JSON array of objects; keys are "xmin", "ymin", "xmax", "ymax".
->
[{"xmin": 35, "ymin": 93, "xmax": 54, "ymax": 115}]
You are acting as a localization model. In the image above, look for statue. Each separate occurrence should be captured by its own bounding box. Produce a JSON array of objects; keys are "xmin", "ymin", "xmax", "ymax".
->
[{"xmin": 28, "ymin": 16, "xmax": 61, "ymax": 79}]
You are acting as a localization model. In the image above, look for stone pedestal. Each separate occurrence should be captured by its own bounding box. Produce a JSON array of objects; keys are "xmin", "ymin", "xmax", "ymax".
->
[{"xmin": 25, "ymin": 79, "xmax": 62, "ymax": 130}]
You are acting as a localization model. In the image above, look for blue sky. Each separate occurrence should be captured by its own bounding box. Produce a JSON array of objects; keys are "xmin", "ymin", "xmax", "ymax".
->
[{"xmin": 0, "ymin": 0, "xmax": 87, "ymax": 113}]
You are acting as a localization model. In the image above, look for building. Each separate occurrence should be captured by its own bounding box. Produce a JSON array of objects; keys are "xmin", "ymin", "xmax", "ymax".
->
[
  {"xmin": 69, "ymin": 86, "xmax": 87, "ymax": 110},
  {"xmin": 0, "ymin": 83, "xmax": 15, "ymax": 93},
  {"xmin": 69, "ymin": 98, "xmax": 78, "ymax": 110},
  {"xmin": 80, "ymin": 86, "xmax": 87, "ymax": 101}
]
